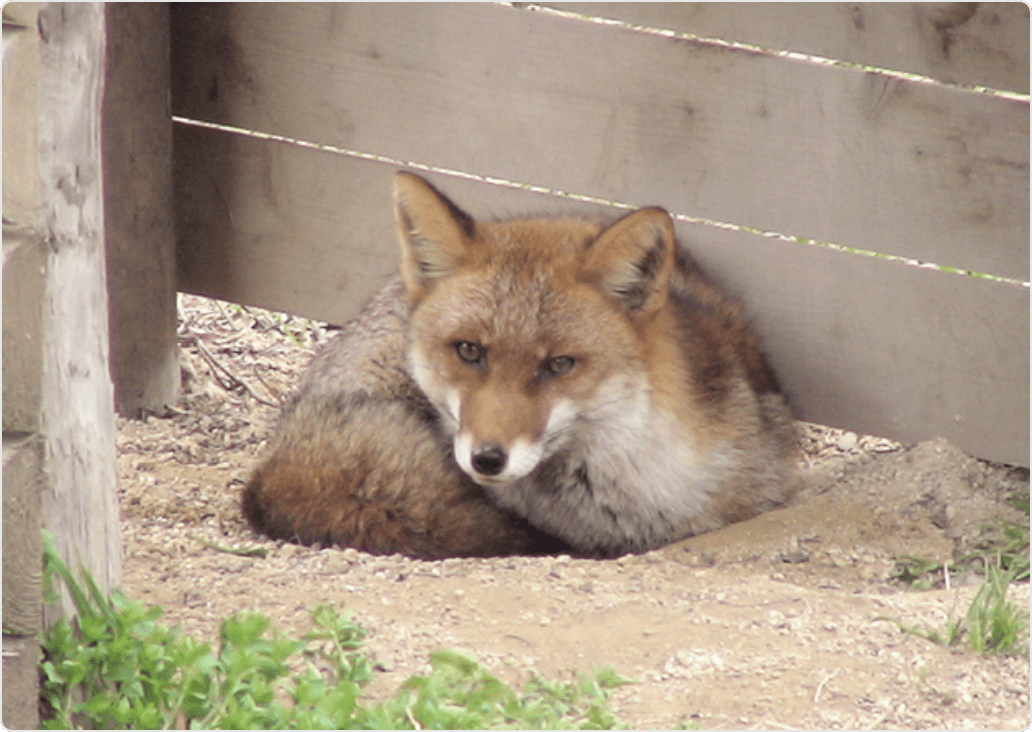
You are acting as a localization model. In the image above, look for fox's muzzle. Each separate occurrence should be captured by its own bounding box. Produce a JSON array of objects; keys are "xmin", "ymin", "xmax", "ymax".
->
[{"xmin": 470, "ymin": 443, "xmax": 507, "ymax": 477}]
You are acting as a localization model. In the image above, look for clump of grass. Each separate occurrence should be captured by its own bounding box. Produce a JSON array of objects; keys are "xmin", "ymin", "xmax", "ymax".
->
[
  {"xmin": 963, "ymin": 564, "xmax": 1028, "ymax": 654},
  {"xmin": 39, "ymin": 531, "xmax": 632, "ymax": 729},
  {"xmin": 884, "ymin": 492, "xmax": 1029, "ymax": 655},
  {"xmin": 881, "ymin": 564, "xmax": 1028, "ymax": 655}
]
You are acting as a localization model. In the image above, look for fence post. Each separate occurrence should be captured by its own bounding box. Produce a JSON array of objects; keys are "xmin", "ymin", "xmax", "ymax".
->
[
  {"xmin": 2, "ymin": 3, "xmax": 123, "ymax": 727},
  {"xmin": 104, "ymin": 2, "xmax": 179, "ymax": 417}
]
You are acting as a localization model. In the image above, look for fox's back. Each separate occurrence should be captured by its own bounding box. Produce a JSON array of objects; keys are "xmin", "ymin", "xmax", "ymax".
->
[{"xmin": 297, "ymin": 277, "xmax": 414, "ymax": 403}]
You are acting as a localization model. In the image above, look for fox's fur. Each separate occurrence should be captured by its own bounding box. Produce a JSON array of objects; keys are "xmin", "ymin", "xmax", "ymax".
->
[{"xmin": 242, "ymin": 172, "xmax": 799, "ymax": 558}]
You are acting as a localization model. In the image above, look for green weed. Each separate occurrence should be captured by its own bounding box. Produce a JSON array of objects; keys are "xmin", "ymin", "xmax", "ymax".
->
[
  {"xmin": 39, "ymin": 531, "xmax": 631, "ymax": 729},
  {"xmin": 894, "ymin": 554, "xmax": 948, "ymax": 590},
  {"xmin": 963, "ymin": 564, "xmax": 1028, "ymax": 654},
  {"xmin": 884, "ymin": 493, "xmax": 1029, "ymax": 655},
  {"xmin": 189, "ymin": 534, "xmax": 269, "ymax": 559},
  {"xmin": 881, "ymin": 563, "xmax": 1028, "ymax": 656}
]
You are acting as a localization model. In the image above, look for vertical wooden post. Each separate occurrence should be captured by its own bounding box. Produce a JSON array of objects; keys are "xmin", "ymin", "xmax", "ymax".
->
[
  {"xmin": 103, "ymin": 2, "xmax": 179, "ymax": 416},
  {"xmin": 35, "ymin": 0, "xmax": 122, "ymax": 626},
  {"xmin": 4, "ymin": 4, "xmax": 160, "ymax": 724}
]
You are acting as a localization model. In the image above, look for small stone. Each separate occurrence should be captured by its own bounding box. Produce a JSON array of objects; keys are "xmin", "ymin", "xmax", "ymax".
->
[{"xmin": 836, "ymin": 431, "xmax": 859, "ymax": 451}]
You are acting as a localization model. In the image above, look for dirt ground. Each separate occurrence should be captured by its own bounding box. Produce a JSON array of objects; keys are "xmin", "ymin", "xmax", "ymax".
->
[{"xmin": 116, "ymin": 294, "xmax": 1030, "ymax": 730}]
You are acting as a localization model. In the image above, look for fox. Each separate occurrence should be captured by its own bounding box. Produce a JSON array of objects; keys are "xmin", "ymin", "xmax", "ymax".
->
[{"xmin": 242, "ymin": 171, "xmax": 799, "ymax": 558}]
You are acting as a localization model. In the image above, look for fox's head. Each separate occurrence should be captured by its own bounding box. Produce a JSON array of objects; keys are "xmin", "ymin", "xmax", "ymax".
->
[{"xmin": 393, "ymin": 172, "xmax": 678, "ymax": 488}]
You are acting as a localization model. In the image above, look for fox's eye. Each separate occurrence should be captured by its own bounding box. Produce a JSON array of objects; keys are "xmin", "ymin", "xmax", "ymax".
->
[
  {"xmin": 455, "ymin": 341, "xmax": 484, "ymax": 365},
  {"xmin": 543, "ymin": 355, "xmax": 575, "ymax": 377}
]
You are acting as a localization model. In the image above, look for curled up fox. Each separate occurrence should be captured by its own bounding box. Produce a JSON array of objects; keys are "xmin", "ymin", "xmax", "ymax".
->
[{"xmin": 242, "ymin": 172, "xmax": 799, "ymax": 558}]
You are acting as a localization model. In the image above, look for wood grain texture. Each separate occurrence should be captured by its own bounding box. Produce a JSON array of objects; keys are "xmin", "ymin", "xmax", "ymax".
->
[
  {"xmin": 37, "ymin": 1, "xmax": 122, "ymax": 626},
  {"xmin": 2, "ymin": 435, "xmax": 44, "ymax": 636},
  {"xmin": 685, "ymin": 218, "xmax": 1030, "ymax": 469},
  {"xmin": 175, "ymin": 127, "xmax": 1029, "ymax": 466},
  {"xmin": 2, "ymin": 2, "xmax": 42, "ymax": 229},
  {"xmin": 2, "ymin": 231, "xmax": 46, "ymax": 434},
  {"xmin": 2, "ymin": 10, "xmax": 45, "ymax": 728},
  {"xmin": 103, "ymin": 2, "xmax": 179, "ymax": 416},
  {"xmin": 170, "ymin": 3, "xmax": 1029, "ymax": 282},
  {"xmin": 2, "ymin": 634, "xmax": 40, "ymax": 730},
  {"xmin": 547, "ymin": 2, "xmax": 1030, "ymax": 94}
]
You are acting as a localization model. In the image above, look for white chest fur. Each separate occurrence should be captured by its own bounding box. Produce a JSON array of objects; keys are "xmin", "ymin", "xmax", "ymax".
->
[{"xmin": 485, "ymin": 376, "xmax": 728, "ymax": 554}]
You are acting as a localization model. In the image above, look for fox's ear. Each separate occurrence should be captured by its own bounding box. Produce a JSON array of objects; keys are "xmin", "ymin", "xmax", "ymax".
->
[
  {"xmin": 394, "ymin": 172, "xmax": 475, "ymax": 301},
  {"xmin": 582, "ymin": 207, "xmax": 675, "ymax": 315}
]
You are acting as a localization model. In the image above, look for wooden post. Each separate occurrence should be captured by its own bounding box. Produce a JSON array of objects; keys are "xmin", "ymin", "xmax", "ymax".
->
[
  {"xmin": 36, "ymin": 0, "xmax": 122, "ymax": 623},
  {"xmin": 3, "ymin": 3, "xmax": 123, "ymax": 727},
  {"xmin": 103, "ymin": 2, "xmax": 179, "ymax": 417}
]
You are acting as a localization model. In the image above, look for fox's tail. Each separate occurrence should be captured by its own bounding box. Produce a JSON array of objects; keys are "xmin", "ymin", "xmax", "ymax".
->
[{"xmin": 242, "ymin": 394, "xmax": 568, "ymax": 558}]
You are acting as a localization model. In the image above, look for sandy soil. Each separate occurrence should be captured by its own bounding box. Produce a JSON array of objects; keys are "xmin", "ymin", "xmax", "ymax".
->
[{"xmin": 115, "ymin": 294, "xmax": 1030, "ymax": 730}]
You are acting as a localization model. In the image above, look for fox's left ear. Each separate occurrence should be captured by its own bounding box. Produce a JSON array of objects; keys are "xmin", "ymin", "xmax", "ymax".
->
[
  {"xmin": 582, "ymin": 207, "xmax": 675, "ymax": 316},
  {"xmin": 394, "ymin": 172, "xmax": 476, "ymax": 302}
]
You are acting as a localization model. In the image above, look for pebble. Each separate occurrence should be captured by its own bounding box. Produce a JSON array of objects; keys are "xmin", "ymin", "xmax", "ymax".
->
[
  {"xmin": 836, "ymin": 431, "xmax": 859, "ymax": 451},
  {"xmin": 323, "ymin": 553, "xmax": 352, "ymax": 574}
]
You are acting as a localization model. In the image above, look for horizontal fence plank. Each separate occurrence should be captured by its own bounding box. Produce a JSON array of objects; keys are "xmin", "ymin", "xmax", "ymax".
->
[
  {"xmin": 546, "ymin": 2, "xmax": 1030, "ymax": 94},
  {"xmin": 171, "ymin": 3, "xmax": 1029, "ymax": 282},
  {"xmin": 174, "ymin": 126, "xmax": 1030, "ymax": 466},
  {"xmin": 174, "ymin": 125, "xmax": 403, "ymax": 324}
]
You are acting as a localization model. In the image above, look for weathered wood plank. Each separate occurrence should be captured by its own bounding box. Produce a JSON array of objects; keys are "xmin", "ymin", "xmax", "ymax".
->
[
  {"xmin": 2, "ymin": 2, "xmax": 42, "ymax": 229},
  {"xmin": 175, "ymin": 127, "xmax": 1030, "ymax": 466},
  {"xmin": 2, "ymin": 634, "xmax": 40, "ymax": 731},
  {"xmin": 2, "ymin": 434, "xmax": 44, "ymax": 635},
  {"xmin": 547, "ymin": 3, "xmax": 1030, "ymax": 94},
  {"xmin": 2, "ymin": 230, "xmax": 46, "ymax": 434},
  {"xmin": 693, "ymin": 220, "xmax": 1030, "ymax": 470},
  {"xmin": 170, "ymin": 3, "xmax": 1029, "ymax": 282},
  {"xmin": 103, "ymin": 2, "xmax": 179, "ymax": 416},
  {"xmin": 175, "ymin": 125, "xmax": 406, "ymax": 324},
  {"xmin": 2, "ymin": 8, "xmax": 45, "ymax": 729},
  {"xmin": 37, "ymin": 1, "xmax": 121, "ymax": 626}
]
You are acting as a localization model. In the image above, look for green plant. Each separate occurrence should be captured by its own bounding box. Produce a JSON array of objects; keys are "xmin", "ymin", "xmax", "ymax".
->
[
  {"xmin": 880, "ymin": 564, "xmax": 1028, "ymax": 656},
  {"xmin": 963, "ymin": 563, "xmax": 1028, "ymax": 654},
  {"xmin": 190, "ymin": 534, "xmax": 268, "ymax": 559},
  {"xmin": 894, "ymin": 554, "xmax": 947, "ymax": 590},
  {"xmin": 883, "ymin": 492, "xmax": 1029, "ymax": 656},
  {"xmin": 39, "ymin": 531, "xmax": 631, "ymax": 729}
]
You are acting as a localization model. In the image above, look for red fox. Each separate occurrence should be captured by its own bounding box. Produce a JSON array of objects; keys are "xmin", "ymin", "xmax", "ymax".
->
[{"xmin": 242, "ymin": 172, "xmax": 799, "ymax": 558}]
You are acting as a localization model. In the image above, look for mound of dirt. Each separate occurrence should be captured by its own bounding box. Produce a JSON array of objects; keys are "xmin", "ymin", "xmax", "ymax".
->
[{"xmin": 116, "ymin": 295, "xmax": 1030, "ymax": 730}]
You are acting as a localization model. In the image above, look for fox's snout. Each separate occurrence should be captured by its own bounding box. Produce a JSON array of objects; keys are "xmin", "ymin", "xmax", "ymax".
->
[
  {"xmin": 438, "ymin": 372, "xmax": 569, "ymax": 486},
  {"xmin": 470, "ymin": 443, "xmax": 508, "ymax": 477},
  {"xmin": 453, "ymin": 426, "xmax": 549, "ymax": 486}
]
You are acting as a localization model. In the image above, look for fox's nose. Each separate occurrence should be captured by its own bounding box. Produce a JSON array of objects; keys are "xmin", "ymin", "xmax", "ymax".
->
[{"xmin": 471, "ymin": 443, "xmax": 507, "ymax": 477}]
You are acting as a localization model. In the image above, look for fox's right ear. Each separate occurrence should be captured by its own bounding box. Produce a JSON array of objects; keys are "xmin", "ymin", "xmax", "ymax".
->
[{"xmin": 394, "ymin": 172, "xmax": 476, "ymax": 302}]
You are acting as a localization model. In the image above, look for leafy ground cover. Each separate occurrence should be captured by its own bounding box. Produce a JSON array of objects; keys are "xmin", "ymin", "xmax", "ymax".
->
[{"xmin": 40, "ymin": 532, "xmax": 633, "ymax": 730}]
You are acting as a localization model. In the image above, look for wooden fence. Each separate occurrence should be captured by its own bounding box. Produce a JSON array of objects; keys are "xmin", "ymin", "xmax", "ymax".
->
[{"xmin": 170, "ymin": 2, "xmax": 1030, "ymax": 466}]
